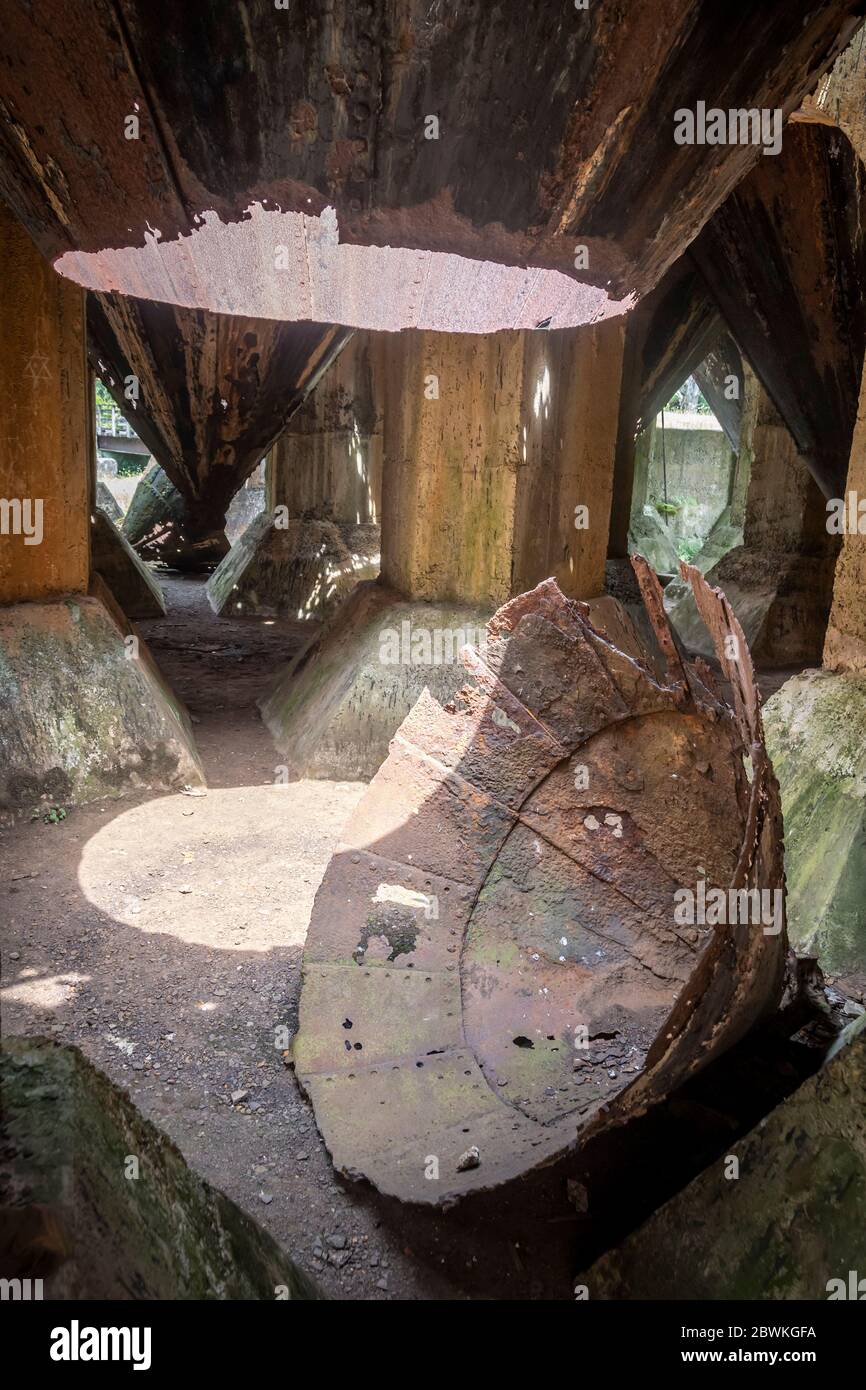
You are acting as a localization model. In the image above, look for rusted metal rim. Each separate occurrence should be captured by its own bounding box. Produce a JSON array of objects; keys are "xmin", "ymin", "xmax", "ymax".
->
[{"xmin": 294, "ymin": 561, "xmax": 787, "ymax": 1204}]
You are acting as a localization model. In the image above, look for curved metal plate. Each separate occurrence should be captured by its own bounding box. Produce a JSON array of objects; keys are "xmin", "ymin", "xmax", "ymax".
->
[{"xmin": 295, "ymin": 567, "xmax": 787, "ymax": 1203}]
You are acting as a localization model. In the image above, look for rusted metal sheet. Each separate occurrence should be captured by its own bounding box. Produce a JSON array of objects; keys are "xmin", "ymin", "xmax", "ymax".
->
[
  {"xmin": 294, "ymin": 565, "xmax": 788, "ymax": 1204},
  {"xmin": 690, "ymin": 121, "xmax": 866, "ymax": 498},
  {"xmin": 633, "ymin": 263, "xmax": 723, "ymax": 435},
  {"xmin": 694, "ymin": 335, "xmax": 744, "ymax": 452},
  {"xmin": 0, "ymin": 3, "xmax": 861, "ymax": 327},
  {"xmin": 87, "ymin": 292, "xmax": 351, "ymax": 537},
  {"xmin": 609, "ymin": 258, "xmax": 722, "ymax": 556}
]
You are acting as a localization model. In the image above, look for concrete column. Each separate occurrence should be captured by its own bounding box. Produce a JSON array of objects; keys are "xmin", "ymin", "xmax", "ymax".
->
[
  {"xmin": 740, "ymin": 378, "xmax": 828, "ymax": 557},
  {"xmin": 0, "ymin": 205, "xmax": 89, "ymax": 604},
  {"xmin": 667, "ymin": 372, "xmax": 838, "ymax": 665},
  {"xmin": 267, "ymin": 333, "xmax": 383, "ymax": 526},
  {"xmin": 380, "ymin": 323, "xmax": 624, "ymax": 604},
  {"xmin": 763, "ymin": 351, "xmax": 866, "ymax": 977},
  {"xmin": 260, "ymin": 322, "xmax": 626, "ymax": 779},
  {"xmin": 0, "ymin": 204, "xmax": 202, "ymax": 815},
  {"xmin": 208, "ymin": 333, "xmax": 383, "ymax": 618},
  {"xmin": 824, "ymin": 355, "xmax": 866, "ymax": 672}
]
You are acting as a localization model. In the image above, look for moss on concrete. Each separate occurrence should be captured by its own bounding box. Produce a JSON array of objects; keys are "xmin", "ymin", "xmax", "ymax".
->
[
  {"xmin": 207, "ymin": 511, "xmax": 379, "ymax": 619},
  {"xmin": 0, "ymin": 595, "xmax": 203, "ymax": 816},
  {"xmin": 91, "ymin": 509, "xmax": 166, "ymax": 619},
  {"xmin": 582, "ymin": 1014, "xmax": 866, "ymax": 1299},
  {"xmin": 0, "ymin": 1036, "xmax": 322, "ymax": 1299},
  {"xmin": 764, "ymin": 668, "xmax": 866, "ymax": 973},
  {"xmin": 260, "ymin": 580, "xmax": 492, "ymax": 779}
]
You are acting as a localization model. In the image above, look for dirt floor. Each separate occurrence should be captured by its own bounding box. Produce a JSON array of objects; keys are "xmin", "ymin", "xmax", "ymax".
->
[
  {"xmin": 1, "ymin": 572, "xmax": 853, "ymax": 1302},
  {"xmin": 0, "ymin": 574, "xmax": 471, "ymax": 1300}
]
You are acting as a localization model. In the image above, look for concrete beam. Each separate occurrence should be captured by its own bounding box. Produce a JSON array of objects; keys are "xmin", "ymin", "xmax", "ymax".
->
[{"xmin": 693, "ymin": 335, "xmax": 744, "ymax": 452}]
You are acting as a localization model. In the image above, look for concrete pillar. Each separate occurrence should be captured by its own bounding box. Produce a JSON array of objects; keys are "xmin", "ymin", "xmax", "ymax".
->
[
  {"xmin": 208, "ymin": 333, "xmax": 383, "ymax": 618},
  {"xmin": 739, "ymin": 377, "xmax": 829, "ymax": 558},
  {"xmin": 260, "ymin": 322, "xmax": 626, "ymax": 779},
  {"xmin": 380, "ymin": 325, "xmax": 623, "ymax": 605},
  {"xmin": 825, "ymin": 356, "xmax": 866, "ymax": 672},
  {"xmin": 0, "ymin": 204, "xmax": 202, "ymax": 815},
  {"xmin": 267, "ymin": 334, "xmax": 383, "ymax": 527},
  {"xmin": 0, "ymin": 206, "xmax": 89, "ymax": 604},
  {"xmin": 667, "ymin": 372, "xmax": 838, "ymax": 665},
  {"xmin": 763, "ymin": 351, "xmax": 866, "ymax": 976}
]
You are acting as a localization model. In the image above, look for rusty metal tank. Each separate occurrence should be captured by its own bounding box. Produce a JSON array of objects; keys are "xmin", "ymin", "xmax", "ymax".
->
[{"xmin": 293, "ymin": 561, "xmax": 788, "ymax": 1203}]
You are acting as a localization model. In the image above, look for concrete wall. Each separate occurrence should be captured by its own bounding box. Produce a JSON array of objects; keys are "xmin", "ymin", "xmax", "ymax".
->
[{"xmin": 642, "ymin": 412, "xmax": 736, "ymax": 544}]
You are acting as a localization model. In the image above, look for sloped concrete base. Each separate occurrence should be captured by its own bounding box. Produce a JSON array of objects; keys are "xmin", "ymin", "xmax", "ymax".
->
[
  {"xmin": 628, "ymin": 506, "xmax": 680, "ymax": 577},
  {"xmin": 91, "ymin": 509, "xmax": 166, "ymax": 619},
  {"xmin": 764, "ymin": 668, "xmax": 866, "ymax": 974},
  {"xmin": 667, "ymin": 547, "xmax": 836, "ymax": 665},
  {"xmin": 662, "ymin": 505, "xmax": 743, "ymax": 609},
  {"xmin": 1, "ymin": 1035, "xmax": 321, "ymax": 1299},
  {"xmin": 207, "ymin": 511, "xmax": 380, "ymax": 620},
  {"xmin": 96, "ymin": 480, "xmax": 123, "ymax": 524},
  {"xmin": 0, "ymin": 593, "xmax": 203, "ymax": 817},
  {"xmin": 123, "ymin": 461, "xmax": 229, "ymax": 572},
  {"xmin": 581, "ymin": 1015, "xmax": 866, "ymax": 1299},
  {"xmin": 260, "ymin": 581, "xmax": 661, "ymax": 781},
  {"xmin": 260, "ymin": 581, "xmax": 492, "ymax": 779}
]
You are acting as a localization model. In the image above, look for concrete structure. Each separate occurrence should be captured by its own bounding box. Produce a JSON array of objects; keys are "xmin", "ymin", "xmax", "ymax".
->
[
  {"xmin": 0, "ymin": 204, "xmax": 202, "ymax": 817},
  {"xmin": 89, "ymin": 293, "xmax": 351, "ymax": 568},
  {"xmin": 91, "ymin": 508, "xmax": 166, "ymax": 619},
  {"xmin": 4, "ymin": 4, "xmax": 860, "ymax": 333},
  {"xmin": 583, "ymin": 1016, "xmax": 866, "ymax": 1300},
  {"xmin": 692, "ymin": 121, "xmax": 866, "ymax": 501},
  {"xmin": 765, "ymin": 350, "xmax": 866, "ymax": 973},
  {"xmin": 2, "ymin": 0, "xmax": 866, "ymax": 1305},
  {"xmin": 668, "ymin": 375, "xmax": 838, "ymax": 666},
  {"xmin": 2, "ymin": 1036, "xmax": 322, "ymax": 1300},
  {"xmin": 641, "ymin": 412, "xmax": 736, "ymax": 549},
  {"xmin": 208, "ymin": 333, "xmax": 383, "ymax": 619},
  {"xmin": 262, "ymin": 321, "xmax": 626, "ymax": 777}
]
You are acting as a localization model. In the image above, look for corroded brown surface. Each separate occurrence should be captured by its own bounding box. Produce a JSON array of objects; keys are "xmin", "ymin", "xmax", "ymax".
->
[
  {"xmin": 694, "ymin": 335, "xmax": 744, "ymax": 452},
  {"xmin": 608, "ymin": 258, "xmax": 721, "ymax": 557},
  {"xmin": 794, "ymin": 22, "xmax": 866, "ymax": 164},
  {"xmin": 294, "ymin": 566, "xmax": 788, "ymax": 1203},
  {"xmin": 88, "ymin": 293, "xmax": 351, "ymax": 534},
  {"xmin": 0, "ymin": 3, "xmax": 861, "ymax": 327},
  {"xmin": 690, "ymin": 122, "xmax": 866, "ymax": 499}
]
